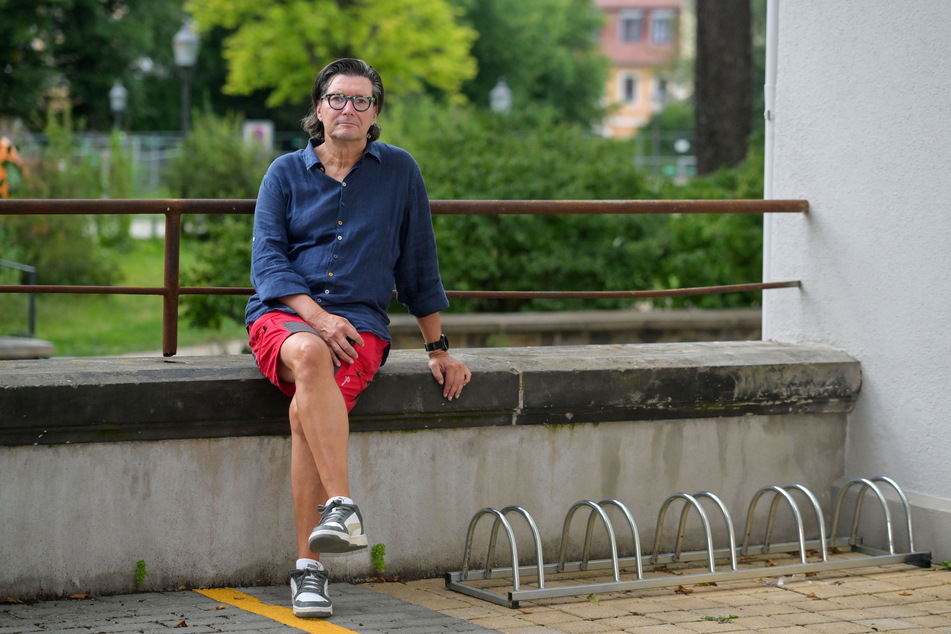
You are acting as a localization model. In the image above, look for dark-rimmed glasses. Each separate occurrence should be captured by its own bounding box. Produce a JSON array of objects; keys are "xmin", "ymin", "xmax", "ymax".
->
[{"xmin": 321, "ymin": 94, "xmax": 377, "ymax": 112}]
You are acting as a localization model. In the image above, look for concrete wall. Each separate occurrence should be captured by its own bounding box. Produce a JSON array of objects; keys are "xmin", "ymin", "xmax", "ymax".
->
[
  {"xmin": 763, "ymin": 1, "xmax": 951, "ymax": 561},
  {"xmin": 1, "ymin": 342, "xmax": 860, "ymax": 599}
]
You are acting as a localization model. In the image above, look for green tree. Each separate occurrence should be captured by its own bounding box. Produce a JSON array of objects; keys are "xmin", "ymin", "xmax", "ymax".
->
[
  {"xmin": 185, "ymin": 0, "xmax": 477, "ymax": 107},
  {"xmin": 0, "ymin": 0, "xmax": 186, "ymax": 130},
  {"xmin": 455, "ymin": 0, "xmax": 609, "ymax": 125}
]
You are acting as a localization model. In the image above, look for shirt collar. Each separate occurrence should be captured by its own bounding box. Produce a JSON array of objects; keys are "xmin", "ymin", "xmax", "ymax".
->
[{"xmin": 304, "ymin": 138, "xmax": 383, "ymax": 172}]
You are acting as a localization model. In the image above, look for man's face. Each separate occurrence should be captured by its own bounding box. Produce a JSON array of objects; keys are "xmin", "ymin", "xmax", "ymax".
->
[{"xmin": 317, "ymin": 75, "xmax": 378, "ymax": 144}]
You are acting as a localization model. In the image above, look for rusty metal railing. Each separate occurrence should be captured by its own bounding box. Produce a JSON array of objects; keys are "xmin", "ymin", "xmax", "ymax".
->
[{"xmin": 0, "ymin": 198, "xmax": 806, "ymax": 356}]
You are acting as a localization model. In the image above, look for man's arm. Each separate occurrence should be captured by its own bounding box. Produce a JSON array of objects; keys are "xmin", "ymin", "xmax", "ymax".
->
[{"xmin": 416, "ymin": 312, "xmax": 471, "ymax": 401}]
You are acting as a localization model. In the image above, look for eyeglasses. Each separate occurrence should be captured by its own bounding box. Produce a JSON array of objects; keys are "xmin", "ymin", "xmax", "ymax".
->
[{"xmin": 321, "ymin": 94, "xmax": 377, "ymax": 112}]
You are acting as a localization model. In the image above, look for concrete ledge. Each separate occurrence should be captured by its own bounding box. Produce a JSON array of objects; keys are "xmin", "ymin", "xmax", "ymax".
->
[
  {"xmin": 0, "ymin": 341, "xmax": 861, "ymax": 599},
  {"xmin": 0, "ymin": 342, "xmax": 860, "ymax": 446}
]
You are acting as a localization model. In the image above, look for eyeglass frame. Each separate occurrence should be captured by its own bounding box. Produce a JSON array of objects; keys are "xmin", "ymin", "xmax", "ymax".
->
[{"xmin": 321, "ymin": 93, "xmax": 378, "ymax": 112}]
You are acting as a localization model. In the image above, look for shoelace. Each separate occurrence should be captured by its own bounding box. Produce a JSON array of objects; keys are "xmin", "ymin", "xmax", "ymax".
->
[
  {"xmin": 295, "ymin": 568, "xmax": 326, "ymax": 595},
  {"xmin": 318, "ymin": 502, "xmax": 350, "ymax": 524}
]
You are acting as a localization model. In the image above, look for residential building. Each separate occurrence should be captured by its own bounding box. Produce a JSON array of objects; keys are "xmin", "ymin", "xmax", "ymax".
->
[{"xmin": 594, "ymin": 0, "xmax": 687, "ymax": 138}]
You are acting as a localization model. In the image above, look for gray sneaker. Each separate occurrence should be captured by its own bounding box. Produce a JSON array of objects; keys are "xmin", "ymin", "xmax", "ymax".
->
[
  {"xmin": 308, "ymin": 498, "xmax": 368, "ymax": 553},
  {"xmin": 289, "ymin": 563, "xmax": 332, "ymax": 618}
]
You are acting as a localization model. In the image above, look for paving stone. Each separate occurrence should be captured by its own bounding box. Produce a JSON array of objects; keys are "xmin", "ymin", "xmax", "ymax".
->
[
  {"xmin": 805, "ymin": 623, "xmax": 874, "ymax": 634},
  {"xmin": 907, "ymin": 615, "xmax": 951, "ymax": 628},
  {"xmin": 854, "ymin": 617, "xmax": 921, "ymax": 630},
  {"xmin": 501, "ymin": 627, "xmax": 567, "ymax": 634}
]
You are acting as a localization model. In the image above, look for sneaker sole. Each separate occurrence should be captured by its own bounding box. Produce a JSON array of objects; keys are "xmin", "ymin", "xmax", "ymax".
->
[
  {"xmin": 308, "ymin": 530, "xmax": 369, "ymax": 553},
  {"xmin": 293, "ymin": 605, "xmax": 333, "ymax": 618}
]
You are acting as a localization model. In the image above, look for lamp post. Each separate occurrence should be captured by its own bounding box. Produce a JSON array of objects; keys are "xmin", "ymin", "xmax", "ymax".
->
[
  {"xmin": 108, "ymin": 80, "xmax": 128, "ymax": 129},
  {"xmin": 172, "ymin": 19, "xmax": 200, "ymax": 134},
  {"xmin": 490, "ymin": 77, "xmax": 512, "ymax": 114},
  {"xmin": 650, "ymin": 83, "xmax": 668, "ymax": 170}
]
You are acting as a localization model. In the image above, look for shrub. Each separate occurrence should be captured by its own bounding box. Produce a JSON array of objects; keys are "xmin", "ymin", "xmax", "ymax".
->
[
  {"xmin": 3, "ymin": 110, "xmax": 120, "ymax": 287},
  {"xmin": 163, "ymin": 111, "xmax": 272, "ymax": 329}
]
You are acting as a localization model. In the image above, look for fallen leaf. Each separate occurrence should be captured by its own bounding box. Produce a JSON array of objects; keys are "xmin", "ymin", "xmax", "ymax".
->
[
  {"xmin": 1, "ymin": 597, "xmax": 23, "ymax": 605},
  {"xmin": 806, "ymin": 592, "xmax": 817, "ymax": 598},
  {"xmin": 174, "ymin": 620, "xmax": 188, "ymax": 628},
  {"xmin": 586, "ymin": 593, "xmax": 600, "ymax": 605},
  {"xmin": 215, "ymin": 605, "xmax": 227, "ymax": 610},
  {"xmin": 674, "ymin": 585, "xmax": 693, "ymax": 594},
  {"xmin": 693, "ymin": 582, "xmax": 717, "ymax": 587},
  {"xmin": 764, "ymin": 560, "xmax": 776, "ymax": 567},
  {"xmin": 518, "ymin": 609, "xmax": 534, "ymax": 614},
  {"xmin": 805, "ymin": 572, "xmax": 818, "ymax": 577},
  {"xmin": 68, "ymin": 593, "xmax": 95, "ymax": 600},
  {"xmin": 899, "ymin": 591, "xmax": 912, "ymax": 596}
]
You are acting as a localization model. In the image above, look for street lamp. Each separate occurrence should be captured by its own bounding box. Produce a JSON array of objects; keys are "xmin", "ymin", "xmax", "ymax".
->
[
  {"xmin": 650, "ymin": 82, "xmax": 668, "ymax": 166},
  {"xmin": 172, "ymin": 19, "xmax": 200, "ymax": 134},
  {"xmin": 490, "ymin": 77, "xmax": 512, "ymax": 114},
  {"xmin": 109, "ymin": 80, "xmax": 128, "ymax": 129}
]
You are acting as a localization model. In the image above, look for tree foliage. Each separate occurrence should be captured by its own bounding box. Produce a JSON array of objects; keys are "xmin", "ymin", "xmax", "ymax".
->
[
  {"xmin": 0, "ymin": 0, "xmax": 185, "ymax": 130},
  {"xmin": 455, "ymin": 0, "xmax": 609, "ymax": 125},
  {"xmin": 384, "ymin": 102, "xmax": 664, "ymax": 312},
  {"xmin": 185, "ymin": 0, "xmax": 477, "ymax": 107}
]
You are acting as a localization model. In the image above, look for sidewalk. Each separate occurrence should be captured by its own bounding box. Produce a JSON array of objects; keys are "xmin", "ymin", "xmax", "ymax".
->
[
  {"xmin": 367, "ymin": 558, "xmax": 951, "ymax": 633},
  {"xmin": 2, "ymin": 557, "xmax": 948, "ymax": 633}
]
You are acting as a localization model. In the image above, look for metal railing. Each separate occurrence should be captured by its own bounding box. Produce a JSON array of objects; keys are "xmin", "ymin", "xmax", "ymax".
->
[
  {"xmin": 0, "ymin": 257, "xmax": 37, "ymax": 337},
  {"xmin": 0, "ymin": 198, "xmax": 807, "ymax": 356}
]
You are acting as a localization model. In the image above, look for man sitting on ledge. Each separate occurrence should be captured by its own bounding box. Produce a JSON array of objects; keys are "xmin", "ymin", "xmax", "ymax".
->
[{"xmin": 244, "ymin": 58, "xmax": 471, "ymax": 618}]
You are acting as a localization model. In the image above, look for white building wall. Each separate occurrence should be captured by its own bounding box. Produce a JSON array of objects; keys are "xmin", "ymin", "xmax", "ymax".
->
[{"xmin": 763, "ymin": 1, "xmax": 951, "ymax": 559}]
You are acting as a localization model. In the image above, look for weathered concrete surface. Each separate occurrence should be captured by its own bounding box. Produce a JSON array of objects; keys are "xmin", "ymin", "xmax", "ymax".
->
[
  {"xmin": 0, "ymin": 342, "xmax": 859, "ymax": 599},
  {"xmin": 0, "ymin": 341, "xmax": 858, "ymax": 445}
]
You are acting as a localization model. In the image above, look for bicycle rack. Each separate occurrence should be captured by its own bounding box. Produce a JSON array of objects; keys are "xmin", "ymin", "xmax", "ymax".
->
[{"xmin": 445, "ymin": 476, "xmax": 932, "ymax": 608}]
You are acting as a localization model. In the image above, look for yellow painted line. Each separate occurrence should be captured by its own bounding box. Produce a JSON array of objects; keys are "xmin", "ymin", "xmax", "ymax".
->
[{"xmin": 193, "ymin": 587, "xmax": 359, "ymax": 633}]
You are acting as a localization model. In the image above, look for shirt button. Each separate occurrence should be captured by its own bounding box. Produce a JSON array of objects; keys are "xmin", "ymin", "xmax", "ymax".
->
[
  {"xmin": 324, "ymin": 290, "xmax": 330, "ymax": 294},
  {"xmin": 342, "ymin": 182, "xmax": 347, "ymax": 187},
  {"xmin": 338, "ymin": 220, "xmax": 343, "ymax": 225},
  {"xmin": 337, "ymin": 235, "xmax": 342, "ymax": 240},
  {"xmin": 328, "ymin": 272, "xmax": 334, "ymax": 277},
  {"xmin": 317, "ymin": 298, "xmax": 323, "ymax": 303}
]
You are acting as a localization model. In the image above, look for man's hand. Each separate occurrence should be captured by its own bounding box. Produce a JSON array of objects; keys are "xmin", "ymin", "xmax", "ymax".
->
[
  {"xmin": 307, "ymin": 310, "xmax": 363, "ymax": 367},
  {"xmin": 428, "ymin": 351, "xmax": 471, "ymax": 401}
]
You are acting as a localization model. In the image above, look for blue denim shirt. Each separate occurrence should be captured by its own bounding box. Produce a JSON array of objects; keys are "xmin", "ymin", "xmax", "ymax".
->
[{"xmin": 244, "ymin": 139, "xmax": 449, "ymax": 342}]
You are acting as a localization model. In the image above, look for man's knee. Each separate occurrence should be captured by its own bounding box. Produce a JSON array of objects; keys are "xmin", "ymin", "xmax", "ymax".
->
[{"xmin": 283, "ymin": 334, "xmax": 332, "ymax": 380}]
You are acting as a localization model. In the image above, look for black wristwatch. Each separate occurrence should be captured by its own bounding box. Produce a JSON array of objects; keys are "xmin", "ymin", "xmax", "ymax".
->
[{"xmin": 424, "ymin": 334, "xmax": 449, "ymax": 352}]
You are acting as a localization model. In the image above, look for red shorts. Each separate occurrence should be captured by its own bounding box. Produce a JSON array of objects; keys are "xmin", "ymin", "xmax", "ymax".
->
[{"xmin": 247, "ymin": 311, "xmax": 389, "ymax": 412}]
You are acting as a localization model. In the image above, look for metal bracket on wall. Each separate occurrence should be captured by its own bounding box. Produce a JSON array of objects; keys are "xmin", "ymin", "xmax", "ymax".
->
[{"xmin": 445, "ymin": 476, "xmax": 932, "ymax": 608}]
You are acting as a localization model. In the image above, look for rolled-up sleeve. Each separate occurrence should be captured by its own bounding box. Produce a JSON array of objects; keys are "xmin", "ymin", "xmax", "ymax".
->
[{"xmin": 394, "ymin": 163, "xmax": 450, "ymax": 318}]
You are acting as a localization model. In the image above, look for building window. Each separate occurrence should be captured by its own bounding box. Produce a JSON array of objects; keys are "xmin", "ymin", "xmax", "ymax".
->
[
  {"xmin": 619, "ymin": 72, "xmax": 639, "ymax": 105},
  {"xmin": 651, "ymin": 9, "xmax": 676, "ymax": 44},
  {"xmin": 619, "ymin": 10, "xmax": 644, "ymax": 42}
]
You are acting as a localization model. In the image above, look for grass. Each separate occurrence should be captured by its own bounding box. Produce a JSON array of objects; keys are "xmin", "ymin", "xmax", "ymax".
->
[{"xmin": 9, "ymin": 238, "xmax": 248, "ymax": 357}]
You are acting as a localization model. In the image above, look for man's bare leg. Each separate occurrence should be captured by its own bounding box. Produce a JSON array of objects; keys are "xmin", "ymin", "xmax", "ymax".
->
[{"xmin": 280, "ymin": 333, "xmax": 366, "ymax": 553}]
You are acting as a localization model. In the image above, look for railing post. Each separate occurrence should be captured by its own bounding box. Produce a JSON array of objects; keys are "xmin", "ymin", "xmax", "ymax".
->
[{"xmin": 163, "ymin": 211, "xmax": 182, "ymax": 357}]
